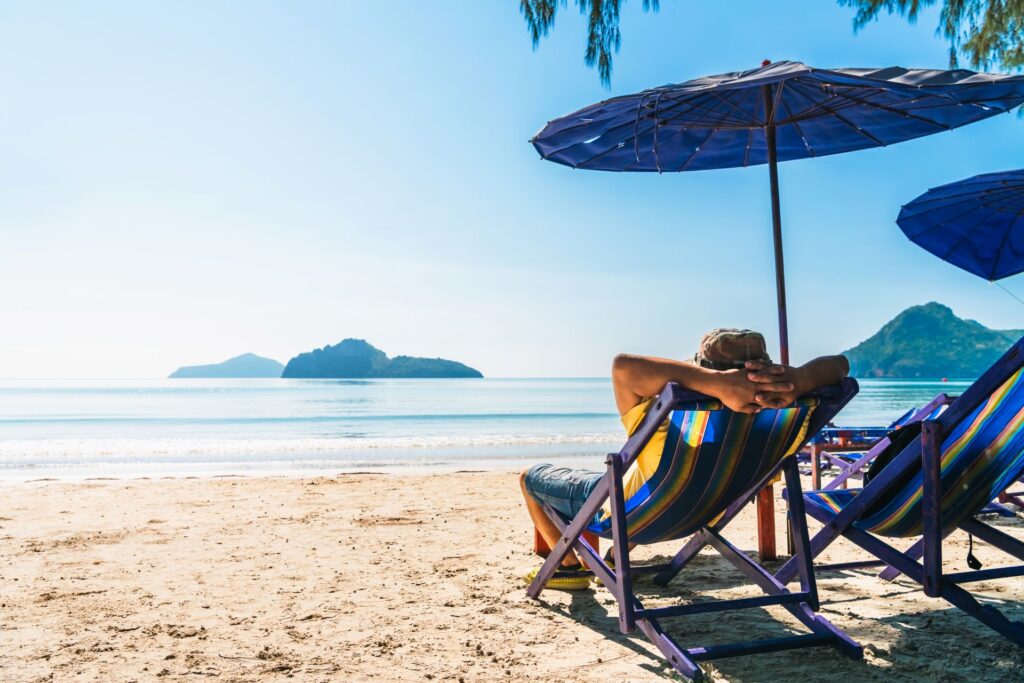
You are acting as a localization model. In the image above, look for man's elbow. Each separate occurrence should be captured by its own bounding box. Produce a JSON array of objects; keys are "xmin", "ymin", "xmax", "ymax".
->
[
  {"xmin": 836, "ymin": 355, "xmax": 850, "ymax": 378},
  {"xmin": 612, "ymin": 353, "xmax": 635, "ymax": 380},
  {"xmin": 611, "ymin": 353, "xmax": 639, "ymax": 391}
]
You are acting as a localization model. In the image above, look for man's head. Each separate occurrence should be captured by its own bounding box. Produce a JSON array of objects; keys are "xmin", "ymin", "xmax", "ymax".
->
[{"xmin": 694, "ymin": 328, "xmax": 771, "ymax": 371}]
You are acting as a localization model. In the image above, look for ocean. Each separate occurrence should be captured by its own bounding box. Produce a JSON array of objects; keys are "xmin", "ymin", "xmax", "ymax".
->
[{"xmin": 0, "ymin": 377, "xmax": 971, "ymax": 479}]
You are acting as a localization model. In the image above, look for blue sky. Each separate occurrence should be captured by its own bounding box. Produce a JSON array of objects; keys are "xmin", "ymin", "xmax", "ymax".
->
[{"xmin": 2, "ymin": 1, "xmax": 1023, "ymax": 378}]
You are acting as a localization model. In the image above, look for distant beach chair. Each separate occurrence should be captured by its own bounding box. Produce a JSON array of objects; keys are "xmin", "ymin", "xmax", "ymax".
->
[
  {"xmin": 776, "ymin": 337, "xmax": 1024, "ymax": 646},
  {"xmin": 525, "ymin": 379, "xmax": 863, "ymax": 681},
  {"xmin": 1001, "ymin": 481, "xmax": 1024, "ymax": 508},
  {"xmin": 807, "ymin": 394, "xmax": 953, "ymax": 491}
]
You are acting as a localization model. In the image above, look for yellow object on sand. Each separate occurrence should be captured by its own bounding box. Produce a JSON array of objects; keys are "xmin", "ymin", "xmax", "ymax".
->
[{"xmin": 523, "ymin": 566, "xmax": 591, "ymax": 591}]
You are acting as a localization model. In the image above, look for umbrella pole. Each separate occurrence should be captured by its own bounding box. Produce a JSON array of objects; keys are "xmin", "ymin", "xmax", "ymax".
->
[
  {"xmin": 765, "ymin": 112, "xmax": 789, "ymax": 365},
  {"xmin": 758, "ymin": 88, "xmax": 789, "ymax": 562}
]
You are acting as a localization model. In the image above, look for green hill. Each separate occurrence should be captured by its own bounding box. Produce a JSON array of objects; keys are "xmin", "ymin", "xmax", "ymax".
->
[
  {"xmin": 169, "ymin": 353, "xmax": 284, "ymax": 378},
  {"xmin": 281, "ymin": 339, "xmax": 482, "ymax": 379},
  {"xmin": 843, "ymin": 302, "xmax": 1022, "ymax": 379}
]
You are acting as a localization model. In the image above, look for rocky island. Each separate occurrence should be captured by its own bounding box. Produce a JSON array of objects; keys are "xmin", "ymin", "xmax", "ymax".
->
[
  {"xmin": 169, "ymin": 353, "xmax": 285, "ymax": 378},
  {"xmin": 281, "ymin": 339, "xmax": 483, "ymax": 379},
  {"xmin": 844, "ymin": 302, "xmax": 1023, "ymax": 379}
]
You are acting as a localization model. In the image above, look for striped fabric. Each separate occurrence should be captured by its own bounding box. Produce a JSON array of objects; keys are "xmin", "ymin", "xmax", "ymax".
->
[
  {"xmin": 925, "ymin": 403, "xmax": 949, "ymax": 422},
  {"xmin": 805, "ymin": 368, "xmax": 1024, "ymax": 538},
  {"xmin": 587, "ymin": 398, "xmax": 817, "ymax": 544},
  {"xmin": 893, "ymin": 401, "xmax": 947, "ymax": 427}
]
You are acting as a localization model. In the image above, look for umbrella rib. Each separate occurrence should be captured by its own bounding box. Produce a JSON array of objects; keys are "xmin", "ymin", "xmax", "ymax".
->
[
  {"xmin": 538, "ymin": 92, "xmax": 743, "ymax": 162},
  {"xmin": 653, "ymin": 91, "xmax": 664, "ymax": 172},
  {"xmin": 978, "ymin": 183, "xmax": 1024, "ymax": 211},
  {"xmin": 633, "ymin": 94, "xmax": 647, "ymax": 166},
  {"xmin": 821, "ymin": 88, "xmax": 952, "ymax": 132},
  {"xmin": 675, "ymin": 127, "xmax": 720, "ymax": 172},
  {"xmin": 545, "ymin": 102, "xmax": 661, "ymax": 166},
  {"xmin": 990, "ymin": 212, "xmax": 1019, "ymax": 279},
  {"xmin": 782, "ymin": 79, "xmax": 886, "ymax": 147},
  {"xmin": 770, "ymin": 81, "xmax": 785, "ymax": 125},
  {"xmin": 784, "ymin": 80, "xmax": 953, "ymax": 132},
  {"xmin": 904, "ymin": 184, "xmax": 1024, "ymax": 221},
  {"xmin": 700, "ymin": 91, "xmax": 761, "ymax": 126},
  {"xmin": 530, "ymin": 92, "xmax": 661, "ymax": 139},
  {"xmin": 569, "ymin": 137, "xmax": 645, "ymax": 169},
  {"xmin": 906, "ymin": 201, "xmax": 1006, "ymax": 237},
  {"xmin": 937, "ymin": 207, "xmax": 1005, "ymax": 271},
  {"xmin": 773, "ymin": 80, "xmax": 881, "ymax": 121},
  {"xmin": 903, "ymin": 194, "xmax": 1008, "ymax": 218},
  {"xmin": 776, "ymin": 86, "xmax": 815, "ymax": 157},
  {"xmin": 831, "ymin": 110, "xmax": 887, "ymax": 147},
  {"xmin": 907, "ymin": 184, "xmax": 1024, "ymax": 210},
  {"xmin": 538, "ymin": 117, "xmax": 653, "ymax": 161},
  {"xmin": 653, "ymin": 89, "xmax": 763, "ymax": 128},
  {"xmin": 662, "ymin": 88, "xmax": 762, "ymax": 126}
]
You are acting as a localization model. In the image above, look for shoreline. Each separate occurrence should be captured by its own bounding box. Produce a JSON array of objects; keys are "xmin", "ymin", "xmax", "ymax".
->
[{"xmin": 0, "ymin": 457, "xmax": 595, "ymax": 485}]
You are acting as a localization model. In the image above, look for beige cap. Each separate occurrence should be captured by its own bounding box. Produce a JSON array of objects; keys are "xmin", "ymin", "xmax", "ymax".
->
[{"xmin": 694, "ymin": 328, "xmax": 771, "ymax": 370}]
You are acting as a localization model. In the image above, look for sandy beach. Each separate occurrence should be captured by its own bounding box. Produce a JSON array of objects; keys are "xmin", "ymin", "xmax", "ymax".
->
[{"xmin": 1, "ymin": 471, "xmax": 1022, "ymax": 682}]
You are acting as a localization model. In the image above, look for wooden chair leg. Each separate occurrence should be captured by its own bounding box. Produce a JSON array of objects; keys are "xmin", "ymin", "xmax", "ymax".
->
[{"xmin": 811, "ymin": 444, "xmax": 822, "ymax": 490}]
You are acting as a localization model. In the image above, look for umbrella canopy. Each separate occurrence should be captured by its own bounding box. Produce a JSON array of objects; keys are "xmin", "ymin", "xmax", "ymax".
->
[
  {"xmin": 532, "ymin": 61, "xmax": 1024, "ymax": 172},
  {"xmin": 532, "ymin": 60, "xmax": 1024, "ymax": 363},
  {"xmin": 898, "ymin": 169, "xmax": 1024, "ymax": 281}
]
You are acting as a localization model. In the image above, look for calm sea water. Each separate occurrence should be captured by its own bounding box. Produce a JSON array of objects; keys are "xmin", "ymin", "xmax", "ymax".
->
[{"xmin": 0, "ymin": 378, "xmax": 971, "ymax": 479}]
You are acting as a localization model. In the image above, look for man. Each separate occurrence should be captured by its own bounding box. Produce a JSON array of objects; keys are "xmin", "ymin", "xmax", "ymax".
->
[{"xmin": 520, "ymin": 329, "xmax": 849, "ymax": 589}]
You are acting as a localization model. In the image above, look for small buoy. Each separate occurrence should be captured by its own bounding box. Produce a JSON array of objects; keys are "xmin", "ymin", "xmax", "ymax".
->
[{"xmin": 942, "ymin": 377, "xmax": 948, "ymax": 382}]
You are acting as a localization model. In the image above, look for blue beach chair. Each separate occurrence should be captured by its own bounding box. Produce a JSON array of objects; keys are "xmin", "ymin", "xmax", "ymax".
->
[
  {"xmin": 526, "ymin": 380, "xmax": 863, "ymax": 681},
  {"xmin": 776, "ymin": 337, "xmax": 1024, "ymax": 646}
]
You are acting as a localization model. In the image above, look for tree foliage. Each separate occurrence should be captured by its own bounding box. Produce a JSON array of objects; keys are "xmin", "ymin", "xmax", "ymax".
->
[
  {"xmin": 519, "ymin": 0, "xmax": 658, "ymax": 85},
  {"xmin": 520, "ymin": 1, "xmax": 1023, "ymax": 87},
  {"xmin": 841, "ymin": 1, "xmax": 1024, "ymax": 70}
]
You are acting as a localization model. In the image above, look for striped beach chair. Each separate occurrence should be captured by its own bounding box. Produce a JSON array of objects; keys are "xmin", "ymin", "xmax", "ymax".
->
[
  {"xmin": 776, "ymin": 337, "xmax": 1024, "ymax": 646},
  {"xmin": 526, "ymin": 379, "xmax": 863, "ymax": 681}
]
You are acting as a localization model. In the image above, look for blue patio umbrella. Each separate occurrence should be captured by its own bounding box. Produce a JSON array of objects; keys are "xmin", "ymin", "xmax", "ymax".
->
[
  {"xmin": 532, "ymin": 60, "xmax": 1024, "ymax": 363},
  {"xmin": 898, "ymin": 169, "xmax": 1024, "ymax": 281}
]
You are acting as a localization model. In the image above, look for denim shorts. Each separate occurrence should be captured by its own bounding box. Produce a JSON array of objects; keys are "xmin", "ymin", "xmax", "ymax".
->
[{"xmin": 524, "ymin": 463, "xmax": 603, "ymax": 523}]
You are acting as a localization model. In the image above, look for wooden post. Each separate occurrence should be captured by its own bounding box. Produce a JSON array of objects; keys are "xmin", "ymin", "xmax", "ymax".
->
[
  {"xmin": 810, "ymin": 442, "xmax": 822, "ymax": 491},
  {"xmin": 757, "ymin": 486, "xmax": 777, "ymax": 561}
]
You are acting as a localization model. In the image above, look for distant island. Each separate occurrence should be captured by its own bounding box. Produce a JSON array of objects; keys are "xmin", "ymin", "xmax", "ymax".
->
[
  {"xmin": 169, "ymin": 353, "xmax": 285, "ymax": 379},
  {"xmin": 844, "ymin": 302, "xmax": 1023, "ymax": 379},
  {"xmin": 281, "ymin": 339, "xmax": 483, "ymax": 379}
]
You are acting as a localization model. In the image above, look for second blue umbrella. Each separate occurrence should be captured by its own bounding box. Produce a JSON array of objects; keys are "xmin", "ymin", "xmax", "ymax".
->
[{"xmin": 898, "ymin": 169, "xmax": 1024, "ymax": 281}]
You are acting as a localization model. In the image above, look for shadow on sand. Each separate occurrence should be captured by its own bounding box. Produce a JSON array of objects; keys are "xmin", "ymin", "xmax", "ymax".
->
[{"xmin": 534, "ymin": 551, "xmax": 1024, "ymax": 681}]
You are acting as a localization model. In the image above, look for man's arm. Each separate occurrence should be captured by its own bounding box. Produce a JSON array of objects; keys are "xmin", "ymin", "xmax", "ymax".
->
[
  {"xmin": 747, "ymin": 355, "xmax": 850, "ymax": 408},
  {"xmin": 611, "ymin": 354, "xmax": 795, "ymax": 417}
]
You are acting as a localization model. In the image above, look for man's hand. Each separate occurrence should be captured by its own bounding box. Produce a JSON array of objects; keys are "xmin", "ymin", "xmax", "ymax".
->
[
  {"xmin": 714, "ymin": 368, "xmax": 794, "ymax": 414},
  {"xmin": 745, "ymin": 360, "xmax": 806, "ymax": 409}
]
